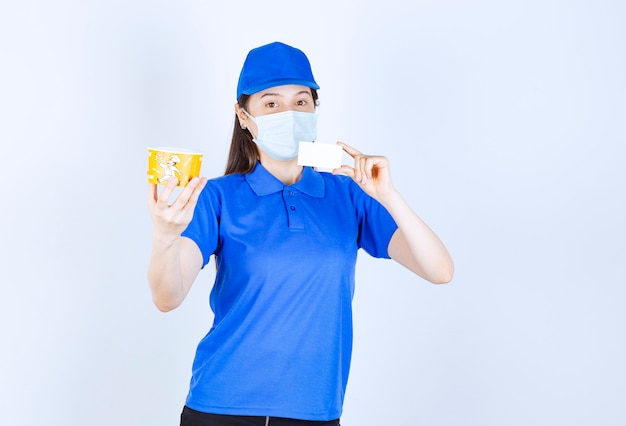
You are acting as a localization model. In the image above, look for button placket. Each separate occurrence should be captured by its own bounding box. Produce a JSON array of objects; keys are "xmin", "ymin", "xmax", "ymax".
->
[{"xmin": 283, "ymin": 188, "xmax": 304, "ymax": 230}]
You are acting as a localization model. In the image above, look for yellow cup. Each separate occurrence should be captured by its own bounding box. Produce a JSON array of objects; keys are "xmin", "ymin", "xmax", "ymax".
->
[{"xmin": 147, "ymin": 147, "xmax": 203, "ymax": 187}]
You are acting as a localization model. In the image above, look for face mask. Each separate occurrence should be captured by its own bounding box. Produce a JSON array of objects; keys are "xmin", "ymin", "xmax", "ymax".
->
[{"xmin": 243, "ymin": 109, "xmax": 318, "ymax": 161}]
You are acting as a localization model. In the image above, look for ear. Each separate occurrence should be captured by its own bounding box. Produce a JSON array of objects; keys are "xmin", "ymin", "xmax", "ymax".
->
[{"xmin": 234, "ymin": 103, "xmax": 248, "ymax": 129}]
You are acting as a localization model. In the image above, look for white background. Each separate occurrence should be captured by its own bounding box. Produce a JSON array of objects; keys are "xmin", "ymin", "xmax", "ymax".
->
[{"xmin": 1, "ymin": 1, "xmax": 625, "ymax": 425}]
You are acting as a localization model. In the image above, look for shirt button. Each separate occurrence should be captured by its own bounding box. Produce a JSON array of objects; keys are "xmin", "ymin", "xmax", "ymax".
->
[
  {"xmin": 288, "ymin": 191, "xmax": 293, "ymax": 196},
  {"xmin": 290, "ymin": 206, "xmax": 296, "ymax": 211}
]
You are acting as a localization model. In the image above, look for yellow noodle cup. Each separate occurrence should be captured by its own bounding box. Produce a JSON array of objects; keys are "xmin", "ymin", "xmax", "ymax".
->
[{"xmin": 147, "ymin": 147, "xmax": 203, "ymax": 187}]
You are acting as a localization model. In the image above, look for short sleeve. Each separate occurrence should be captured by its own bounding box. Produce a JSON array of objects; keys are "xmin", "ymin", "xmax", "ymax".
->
[
  {"xmin": 350, "ymin": 181, "xmax": 398, "ymax": 258},
  {"xmin": 181, "ymin": 181, "xmax": 221, "ymax": 268}
]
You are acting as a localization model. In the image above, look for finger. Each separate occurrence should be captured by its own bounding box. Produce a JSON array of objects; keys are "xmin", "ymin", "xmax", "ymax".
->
[
  {"xmin": 148, "ymin": 183, "xmax": 158, "ymax": 206},
  {"xmin": 184, "ymin": 177, "xmax": 208, "ymax": 206},
  {"xmin": 156, "ymin": 177, "xmax": 179, "ymax": 208},
  {"xmin": 336, "ymin": 141, "xmax": 362, "ymax": 158},
  {"xmin": 355, "ymin": 156, "xmax": 368, "ymax": 184},
  {"xmin": 171, "ymin": 177, "xmax": 205, "ymax": 210},
  {"xmin": 334, "ymin": 164, "xmax": 366, "ymax": 187},
  {"xmin": 364, "ymin": 157, "xmax": 377, "ymax": 180},
  {"xmin": 332, "ymin": 165, "xmax": 356, "ymax": 178}
]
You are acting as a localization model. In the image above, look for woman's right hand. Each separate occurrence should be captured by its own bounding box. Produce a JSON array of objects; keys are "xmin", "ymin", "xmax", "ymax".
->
[
  {"xmin": 148, "ymin": 177, "xmax": 208, "ymax": 238},
  {"xmin": 147, "ymin": 177, "xmax": 207, "ymax": 312}
]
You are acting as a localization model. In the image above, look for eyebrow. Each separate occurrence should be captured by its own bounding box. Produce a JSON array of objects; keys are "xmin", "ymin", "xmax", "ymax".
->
[{"xmin": 260, "ymin": 90, "xmax": 312, "ymax": 99}]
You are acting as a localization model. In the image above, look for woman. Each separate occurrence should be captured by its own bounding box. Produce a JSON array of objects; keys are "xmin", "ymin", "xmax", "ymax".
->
[{"xmin": 148, "ymin": 41, "xmax": 454, "ymax": 426}]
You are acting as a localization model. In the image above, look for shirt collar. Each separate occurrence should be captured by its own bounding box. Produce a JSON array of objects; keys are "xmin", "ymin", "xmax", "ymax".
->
[{"xmin": 245, "ymin": 162, "xmax": 325, "ymax": 198}]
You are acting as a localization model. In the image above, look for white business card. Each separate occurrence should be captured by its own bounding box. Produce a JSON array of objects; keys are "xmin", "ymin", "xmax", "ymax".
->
[{"xmin": 297, "ymin": 142, "xmax": 343, "ymax": 169}]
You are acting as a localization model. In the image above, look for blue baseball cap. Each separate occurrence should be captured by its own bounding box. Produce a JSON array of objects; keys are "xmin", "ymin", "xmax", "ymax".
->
[{"xmin": 236, "ymin": 42, "xmax": 320, "ymax": 99}]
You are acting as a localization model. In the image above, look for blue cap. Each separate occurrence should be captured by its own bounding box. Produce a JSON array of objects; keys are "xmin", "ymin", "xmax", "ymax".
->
[{"xmin": 236, "ymin": 42, "xmax": 320, "ymax": 99}]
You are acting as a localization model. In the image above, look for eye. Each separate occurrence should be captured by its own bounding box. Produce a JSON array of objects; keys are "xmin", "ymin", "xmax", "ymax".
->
[
  {"xmin": 296, "ymin": 100, "xmax": 307, "ymax": 106},
  {"xmin": 265, "ymin": 101, "xmax": 278, "ymax": 108}
]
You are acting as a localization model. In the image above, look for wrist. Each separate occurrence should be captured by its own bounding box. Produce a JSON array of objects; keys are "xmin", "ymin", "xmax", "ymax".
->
[
  {"xmin": 377, "ymin": 187, "xmax": 402, "ymax": 209},
  {"xmin": 152, "ymin": 230, "xmax": 181, "ymax": 248}
]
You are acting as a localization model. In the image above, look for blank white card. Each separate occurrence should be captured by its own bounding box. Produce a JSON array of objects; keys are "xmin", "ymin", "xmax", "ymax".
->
[{"xmin": 297, "ymin": 142, "xmax": 343, "ymax": 169}]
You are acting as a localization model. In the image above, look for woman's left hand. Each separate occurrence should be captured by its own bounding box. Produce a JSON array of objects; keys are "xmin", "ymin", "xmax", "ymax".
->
[
  {"xmin": 332, "ymin": 141, "xmax": 397, "ymax": 203},
  {"xmin": 334, "ymin": 141, "xmax": 454, "ymax": 283}
]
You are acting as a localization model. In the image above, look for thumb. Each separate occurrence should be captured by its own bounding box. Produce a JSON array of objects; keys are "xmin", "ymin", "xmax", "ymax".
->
[{"xmin": 332, "ymin": 165, "xmax": 355, "ymax": 178}]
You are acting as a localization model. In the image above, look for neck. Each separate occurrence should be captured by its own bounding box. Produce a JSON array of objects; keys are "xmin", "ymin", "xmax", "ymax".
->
[{"xmin": 259, "ymin": 154, "xmax": 303, "ymax": 185}]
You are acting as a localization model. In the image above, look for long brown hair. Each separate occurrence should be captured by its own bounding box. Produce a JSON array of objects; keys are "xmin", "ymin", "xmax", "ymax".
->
[{"xmin": 224, "ymin": 89, "xmax": 319, "ymax": 175}]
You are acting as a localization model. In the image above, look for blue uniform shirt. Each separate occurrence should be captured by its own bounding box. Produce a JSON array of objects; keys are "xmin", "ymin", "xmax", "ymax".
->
[{"xmin": 181, "ymin": 162, "xmax": 398, "ymax": 420}]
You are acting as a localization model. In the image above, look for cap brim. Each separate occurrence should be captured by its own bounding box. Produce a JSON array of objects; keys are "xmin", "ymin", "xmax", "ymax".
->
[{"xmin": 240, "ymin": 78, "xmax": 320, "ymax": 97}]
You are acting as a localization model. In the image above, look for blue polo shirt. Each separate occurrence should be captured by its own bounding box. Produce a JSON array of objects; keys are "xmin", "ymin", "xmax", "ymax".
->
[{"xmin": 181, "ymin": 162, "xmax": 398, "ymax": 420}]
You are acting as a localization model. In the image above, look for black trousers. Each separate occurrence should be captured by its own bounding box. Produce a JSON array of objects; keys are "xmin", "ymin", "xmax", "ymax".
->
[{"xmin": 180, "ymin": 406, "xmax": 340, "ymax": 426}]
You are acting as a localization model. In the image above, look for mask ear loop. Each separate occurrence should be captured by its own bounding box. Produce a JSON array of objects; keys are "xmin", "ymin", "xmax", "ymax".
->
[
  {"xmin": 241, "ymin": 109, "xmax": 255, "ymax": 121},
  {"xmin": 239, "ymin": 109, "xmax": 254, "ymax": 131},
  {"xmin": 241, "ymin": 109, "xmax": 258, "ymax": 140}
]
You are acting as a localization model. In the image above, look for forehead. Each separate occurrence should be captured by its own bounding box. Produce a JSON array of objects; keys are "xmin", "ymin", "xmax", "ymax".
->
[{"xmin": 251, "ymin": 85, "xmax": 313, "ymax": 99}]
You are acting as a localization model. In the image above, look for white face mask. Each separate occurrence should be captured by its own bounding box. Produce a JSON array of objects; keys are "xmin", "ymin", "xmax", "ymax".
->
[{"xmin": 243, "ymin": 109, "xmax": 318, "ymax": 161}]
